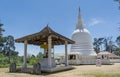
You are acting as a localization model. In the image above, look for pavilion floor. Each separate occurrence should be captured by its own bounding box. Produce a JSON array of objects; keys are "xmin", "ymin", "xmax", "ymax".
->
[{"xmin": 16, "ymin": 65, "xmax": 74, "ymax": 73}]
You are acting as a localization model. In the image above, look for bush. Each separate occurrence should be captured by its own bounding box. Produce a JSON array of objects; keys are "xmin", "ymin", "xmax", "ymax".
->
[
  {"xmin": 0, "ymin": 64, "xmax": 9, "ymax": 68},
  {"xmin": 0, "ymin": 52, "xmax": 43, "ymax": 68},
  {"xmin": 29, "ymin": 59, "xmax": 37, "ymax": 65}
]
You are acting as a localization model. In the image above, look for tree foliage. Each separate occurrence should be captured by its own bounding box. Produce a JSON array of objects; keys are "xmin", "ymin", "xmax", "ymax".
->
[
  {"xmin": 93, "ymin": 36, "xmax": 120, "ymax": 56},
  {"xmin": 114, "ymin": 47, "xmax": 120, "ymax": 56},
  {"xmin": 0, "ymin": 22, "xmax": 5, "ymax": 36},
  {"xmin": 93, "ymin": 37, "xmax": 116, "ymax": 53},
  {"xmin": 114, "ymin": 36, "xmax": 120, "ymax": 56},
  {"xmin": 0, "ymin": 21, "xmax": 44, "ymax": 67},
  {"xmin": 116, "ymin": 36, "xmax": 120, "ymax": 46},
  {"xmin": 93, "ymin": 38, "xmax": 104, "ymax": 53},
  {"xmin": 3, "ymin": 35, "xmax": 18, "ymax": 63},
  {"xmin": 103, "ymin": 37, "xmax": 116, "ymax": 53},
  {"xmin": 0, "ymin": 22, "xmax": 6, "ymax": 52},
  {"xmin": 3, "ymin": 35, "xmax": 18, "ymax": 56},
  {"xmin": 37, "ymin": 52, "xmax": 43, "ymax": 58},
  {"xmin": 114, "ymin": 0, "xmax": 120, "ymax": 9}
]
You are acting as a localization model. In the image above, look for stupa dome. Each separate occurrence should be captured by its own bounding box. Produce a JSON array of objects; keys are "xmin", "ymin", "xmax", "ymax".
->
[{"xmin": 72, "ymin": 28, "xmax": 93, "ymax": 49}]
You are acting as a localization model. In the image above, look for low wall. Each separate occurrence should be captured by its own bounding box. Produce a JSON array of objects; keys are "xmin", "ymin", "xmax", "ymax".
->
[{"xmin": 110, "ymin": 59, "xmax": 120, "ymax": 63}]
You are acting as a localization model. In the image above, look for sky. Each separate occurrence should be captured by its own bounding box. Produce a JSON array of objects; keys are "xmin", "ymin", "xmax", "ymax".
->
[{"xmin": 0, "ymin": 0, "xmax": 120, "ymax": 56}]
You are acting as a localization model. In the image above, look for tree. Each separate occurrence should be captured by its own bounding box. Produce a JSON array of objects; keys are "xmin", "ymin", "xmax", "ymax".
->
[
  {"xmin": 114, "ymin": 0, "xmax": 120, "ymax": 9},
  {"xmin": 93, "ymin": 38, "xmax": 104, "ymax": 53},
  {"xmin": 103, "ymin": 37, "xmax": 116, "ymax": 53},
  {"xmin": 114, "ymin": 47, "xmax": 120, "ymax": 56},
  {"xmin": 116, "ymin": 36, "xmax": 120, "ymax": 47},
  {"xmin": 0, "ymin": 22, "xmax": 5, "ymax": 36},
  {"xmin": 104, "ymin": 37, "xmax": 111, "ymax": 51},
  {"xmin": 114, "ymin": 36, "xmax": 120, "ymax": 56},
  {"xmin": 0, "ymin": 22, "xmax": 6, "ymax": 52},
  {"xmin": 93, "ymin": 37, "xmax": 117, "ymax": 53},
  {"xmin": 3, "ymin": 35, "xmax": 18, "ymax": 63}
]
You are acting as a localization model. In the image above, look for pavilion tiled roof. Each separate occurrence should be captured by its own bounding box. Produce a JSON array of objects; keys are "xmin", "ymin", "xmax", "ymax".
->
[{"xmin": 15, "ymin": 26, "xmax": 75, "ymax": 45}]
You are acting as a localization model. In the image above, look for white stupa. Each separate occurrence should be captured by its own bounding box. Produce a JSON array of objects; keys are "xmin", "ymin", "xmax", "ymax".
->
[
  {"xmin": 71, "ymin": 8, "xmax": 96, "ymax": 56},
  {"xmin": 68, "ymin": 7, "xmax": 97, "ymax": 64}
]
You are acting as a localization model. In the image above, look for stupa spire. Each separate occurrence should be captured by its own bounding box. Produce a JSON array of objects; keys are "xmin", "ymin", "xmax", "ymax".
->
[
  {"xmin": 78, "ymin": 7, "xmax": 81, "ymax": 20},
  {"xmin": 76, "ymin": 7, "xmax": 85, "ymax": 29}
]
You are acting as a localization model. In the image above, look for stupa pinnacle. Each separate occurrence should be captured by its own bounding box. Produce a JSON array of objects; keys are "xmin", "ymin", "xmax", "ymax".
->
[{"xmin": 76, "ymin": 7, "xmax": 85, "ymax": 29}]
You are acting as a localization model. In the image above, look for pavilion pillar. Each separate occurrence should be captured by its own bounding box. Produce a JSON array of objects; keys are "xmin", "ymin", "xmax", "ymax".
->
[
  {"xmin": 48, "ymin": 36, "xmax": 52, "ymax": 68},
  {"xmin": 23, "ymin": 40, "xmax": 27, "ymax": 68},
  {"xmin": 65, "ymin": 41, "xmax": 69, "ymax": 66}
]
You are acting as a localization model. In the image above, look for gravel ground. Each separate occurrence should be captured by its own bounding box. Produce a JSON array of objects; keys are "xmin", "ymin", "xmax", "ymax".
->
[{"xmin": 0, "ymin": 63, "xmax": 120, "ymax": 77}]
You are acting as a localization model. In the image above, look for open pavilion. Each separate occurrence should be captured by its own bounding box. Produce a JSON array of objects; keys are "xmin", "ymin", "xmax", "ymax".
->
[{"xmin": 15, "ymin": 25, "xmax": 75, "ymax": 72}]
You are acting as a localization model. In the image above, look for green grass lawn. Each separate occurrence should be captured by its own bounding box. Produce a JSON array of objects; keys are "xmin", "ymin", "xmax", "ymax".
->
[{"xmin": 82, "ymin": 73, "xmax": 120, "ymax": 77}]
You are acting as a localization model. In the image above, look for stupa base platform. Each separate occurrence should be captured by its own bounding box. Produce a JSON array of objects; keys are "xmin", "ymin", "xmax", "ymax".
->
[{"xmin": 68, "ymin": 53, "xmax": 97, "ymax": 65}]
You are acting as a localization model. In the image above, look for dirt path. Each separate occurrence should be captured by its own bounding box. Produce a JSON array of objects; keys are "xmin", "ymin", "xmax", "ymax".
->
[{"xmin": 0, "ymin": 63, "xmax": 120, "ymax": 77}]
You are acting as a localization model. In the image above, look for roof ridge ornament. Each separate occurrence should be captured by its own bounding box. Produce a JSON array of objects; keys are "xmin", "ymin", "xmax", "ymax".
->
[{"xmin": 45, "ymin": 24, "xmax": 52, "ymax": 33}]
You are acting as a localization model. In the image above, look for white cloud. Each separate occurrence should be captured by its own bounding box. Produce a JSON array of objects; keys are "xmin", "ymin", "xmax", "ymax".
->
[{"xmin": 89, "ymin": 18, "xmax": 102, "ymax": 26}]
